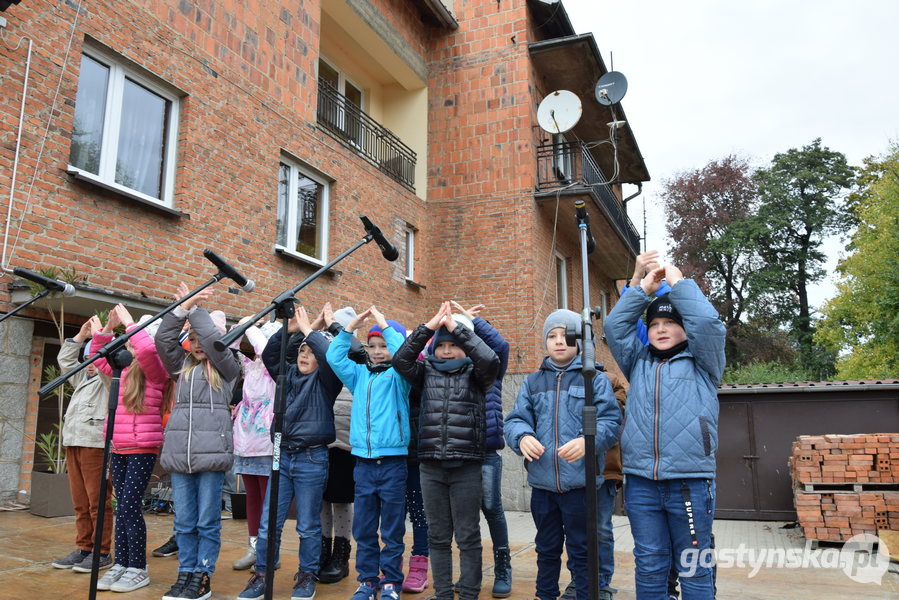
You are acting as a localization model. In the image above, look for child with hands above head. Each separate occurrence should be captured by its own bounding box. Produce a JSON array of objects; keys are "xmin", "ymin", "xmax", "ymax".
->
[
  {"xmin": 604, "ymin": 264, "xmax": 725, "ymax": 600},
  {"xmin": 392, "ymin": 301, "xmax": 500, "ymax": 600},
  {"xmin": 325, "ymin": 306, "xmax": 412, "ymax": 600},
  {"xmin": 504, "ymin": 309, "xmax": 621, "ymax": 600}
]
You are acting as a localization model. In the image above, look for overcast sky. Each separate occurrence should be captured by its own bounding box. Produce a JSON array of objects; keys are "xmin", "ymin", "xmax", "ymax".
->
[{"xmin": 562, "ymin": 0, "xmax": 899, "ymax": 308}]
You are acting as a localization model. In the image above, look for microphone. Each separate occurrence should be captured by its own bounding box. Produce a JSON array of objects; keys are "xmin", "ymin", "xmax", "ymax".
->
[
  {"xmin": 359, "ymin": 216, "xmax": 399, "ymax": 261},
  {"xmin": 574, "ymin": 200, "xmax": 596, "ymax": 255},
  {"xmin": 202, "ymin": 249, "xmax": 256, "ymax": 292},
  {"xmin": 13, "ymin": 267, "xmax": 76, "ymax": 296}
]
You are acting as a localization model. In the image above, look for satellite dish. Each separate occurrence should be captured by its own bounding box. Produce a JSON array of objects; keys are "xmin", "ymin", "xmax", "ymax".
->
[
  {"xmin": 537, "ymin": 90, "xmax": 582, "ymax": 134},
  {"xmin": 595, "ymin": 71, "xmax": 628, "ymax": 106}
]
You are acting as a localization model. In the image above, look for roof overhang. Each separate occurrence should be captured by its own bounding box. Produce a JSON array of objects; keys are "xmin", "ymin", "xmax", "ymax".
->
[
  {"xmin": 419, "ymin": 0, "xmax": 459, "ymax": 30},
  {"xmin": 529, "ymin": 34, "xmax": 651, "ymax": 183}
]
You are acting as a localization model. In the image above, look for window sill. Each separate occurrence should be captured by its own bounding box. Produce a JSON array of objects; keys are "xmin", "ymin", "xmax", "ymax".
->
[
  {"xmin": 67, "ymin": 166, "xmax": 187, "ymax": 218},
  {"xmin": 405, "ymin": 277, "xmax": 426, "ymax": 290},
  {"xmin": 275, "ymin": 246, "xmax": 342, "ymax": 276}
]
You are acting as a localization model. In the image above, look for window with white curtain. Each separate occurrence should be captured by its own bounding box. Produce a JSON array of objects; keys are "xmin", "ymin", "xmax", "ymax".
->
[
  {"xmin": 276, "ymin": 158, "xmax": 330, "ymax": 264},
  {"xmin": 67, "ymin": 47, "xmax": 180, "ymax": 206}
]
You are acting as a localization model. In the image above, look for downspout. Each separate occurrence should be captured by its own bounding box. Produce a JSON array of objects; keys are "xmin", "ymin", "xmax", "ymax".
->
[
  {"xmin": 622, "ymin": 182, "xmax": 642, "ymax": 204},
  {"xmin": 2, "ymin": 37, "xmax": 33, "ymax": 269}
]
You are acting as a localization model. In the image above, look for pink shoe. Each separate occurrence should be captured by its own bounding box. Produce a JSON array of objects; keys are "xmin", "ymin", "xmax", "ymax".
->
[{"xmin": 402, "ymin": 555, "xmax": 429, "ymax": 593}]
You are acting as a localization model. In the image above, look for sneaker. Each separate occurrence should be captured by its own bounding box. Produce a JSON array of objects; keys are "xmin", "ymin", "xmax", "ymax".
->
[
  {"xmin": 72, "ymin": 552, "xmax": 112, "ymax": 573},
  {"xmin": 292, "ymin": 572, "xmax": 317, "ymax": 600},
  {"xmin": 598, "ymin": 589, "xmax": 615, "ymax": 600},
  {"xmin": 403, "ymin": 555, "xmax": 429, "ymax": 593},
  {"xmin": 560, "ymin": 582, "xmax": 576, "ymax": 600},
  {"xmin": 152, "ymin": 536, "xmax": 179, "ymax": 557},
  {"xmin": 51, "ymin": 549, "xmax": 88, "ymax": 569},
  {"xmin": 380, "ymin": 583, "xmax": 400, "ymax": 600},
  {"xmin": 180, "ymin": 571, "xmax": 212, "ymax": 600},
  {"xmin": 110, "ymin": 567, "xmax": 150, "ymax": 592},
  {"xmin": 238, "ymin": 573, "xmax": 267, "ymax": 600},
  {"xmin": 97, "ymin": 564, "xmax": 128, "ymax": 591},
  {"xmin": 162, "ymin": 571, "xmax": 193, "ymax": 600},
  {"xmin": 349, "ymin": 581, "xmax": 377, "ymax": 600}
]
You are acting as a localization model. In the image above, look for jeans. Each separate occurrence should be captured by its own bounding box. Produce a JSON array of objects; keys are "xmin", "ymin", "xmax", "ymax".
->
[
  {"xmin": 625, "ymin": 475, "xmax": 716, "ymax": 600},
  {"xmin": 256, "ymin": 446, "xmax": 329, "ymax": 574},
  {"xmin": 405, "ymin": 463, "xmax": 429, "ymax": 556},
  {"xmin": 531, "ymin": 487, "xmax": 588, "ymax": 600},
  {"xmin": 420, "ymin": 461, "xmax": 483, "ymax": 600},
  {"xmin": 171, "ymin": 470, "xmax": 226, "ymax": 573},
  {"xmin": 481, "ymin": 450, "xmax": 509, "ymax": 550},
  {"xmin": 353, "ymin": 456, "xmax": 408, "ymax": 585},
  {"xmin": 598, "ymin": 479, "xmax": 619, "ymax": 589}
]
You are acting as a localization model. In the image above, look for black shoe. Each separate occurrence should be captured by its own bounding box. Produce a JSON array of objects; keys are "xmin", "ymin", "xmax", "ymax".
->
[
  {"xmin": 318, "ymin": 536, "xmax": 350, "ymax": 583},
  {"xmin": 180, "ymin": 571, "xmax": 211, "ymax": 600},
  {"xmin": 162, "ymin": 572, "xmax": 194, "ymax": 600},
  {"xmin": 152, "ymin": 536, "xmax": 179, "ymax": 557}
]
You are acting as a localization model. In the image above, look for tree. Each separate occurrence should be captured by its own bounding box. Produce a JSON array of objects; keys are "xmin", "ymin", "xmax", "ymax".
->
[
  {"xmin": 753, "ymin": 139, "xmax": 854, "ymax": 373},
  {"xmin": 816, "ymin": 144, "xmax": 899, "ymax": 378},
  {"xmin": 661, "ymin": 156, "xmax": 764, "ymax": 363}
]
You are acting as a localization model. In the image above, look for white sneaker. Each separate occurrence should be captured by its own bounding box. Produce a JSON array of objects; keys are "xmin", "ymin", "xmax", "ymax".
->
[
  {"xmin": 96, "ymin": 564, "xmax": 127, "ymax": 591},
  {"xmin": 110, "ymin": 567, "xmax": 150, "ymax": 592}
]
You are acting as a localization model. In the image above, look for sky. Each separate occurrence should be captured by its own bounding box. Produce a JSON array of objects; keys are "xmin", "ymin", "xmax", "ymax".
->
[{"xmin": 561, "ymin": 0, "xmax": 899, "ymax": 309}]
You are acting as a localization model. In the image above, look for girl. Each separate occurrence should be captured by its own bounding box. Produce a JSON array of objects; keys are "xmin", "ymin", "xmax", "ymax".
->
[
  {"xmin": 92, "ymin": 305, "xmax": 172, "ymax": 593},
  {"xmin": 155, "ymin": 283, "xmax": 240, "ymax": 600}
]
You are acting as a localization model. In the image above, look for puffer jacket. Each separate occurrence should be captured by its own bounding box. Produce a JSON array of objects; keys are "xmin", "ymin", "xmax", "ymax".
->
[
  {"xmin": 156, "ymin": 307, "xmax": 240, "ymax": 474},
  {"xmin": 261, "ymin": 328, "xmax": 342, "ymax": 449},
  {"xmin": 393, "ymin": 324, "xmax": 500, "ymax": 462},
  {"xmin": 603, "ymin": 279, "xmax": 726, "ymax": 480},
  {"xmin": 504, "ymin": 355, "xmax": 621, "ymax": 493},
  {"xmin": 232, "ymin": 326, "xmax": 275, "ymax": 457},
  {"xmin": 59, "ymin": 339, "xmax": 109, "ymax": 448},
  {"xmin": 326, "ymin": 327, "xmax": 411, "ymax": 459},
  {"xmin": 92, "ymin": 326, "xmax": 169, "ymax": 453}
]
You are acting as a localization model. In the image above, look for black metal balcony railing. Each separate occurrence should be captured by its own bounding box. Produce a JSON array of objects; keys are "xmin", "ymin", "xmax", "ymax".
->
[
  {"xmin": 316, "ymin": 78, "xmax": 416, "ymax": 191},
  {"xmin": 536, "ymin": 140, "xmax": 641, "ymax": 253}
]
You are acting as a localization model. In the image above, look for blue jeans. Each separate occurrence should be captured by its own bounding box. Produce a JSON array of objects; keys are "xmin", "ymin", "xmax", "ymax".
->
[
  {"xmin": 481, "ymin": 450, "xmax": 509, "ymax": 549},
  {"xmin": 531, "ymin": 487, "xmax": 588, "ymax": 600},
  {"xmin": 256, "ymin": 446, "xmax": 329, "ymax": 574},
  {"xmin": 353, "ymin": 456, "xmax": 407, "ymax": 585},
  {"xmin": 405, "ymin": 463, "xmax": 429, "ymax": 556},
  {"xmin": 171, "ymin": 470, "xmax": 226, "ymax": 573},
  {"xmin": 598, "ymin": 479, "xmax": 619, "ymax": 589},
  {"xmin": 625, "ymin": 475, "xmax": 716, "ymax": 600}
]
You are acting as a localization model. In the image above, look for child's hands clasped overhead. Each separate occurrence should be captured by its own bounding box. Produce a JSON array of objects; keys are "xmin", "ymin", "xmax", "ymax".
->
[
  {"xmin": 176, "ymin": 282, "xmax": 214, "ymax": 311},
  {"xmin": 640, "ymin": 266, "xmax": 666, "ymax": 296}
]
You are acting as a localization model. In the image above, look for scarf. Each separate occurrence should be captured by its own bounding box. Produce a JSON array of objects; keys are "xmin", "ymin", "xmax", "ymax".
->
[
  {"xmin": 648, "ymin": 340, "xmax": 688, "ymax": 360},
  {"xmin": 427, "ymin": 356, "xmax": 472, "ymax": 372}
]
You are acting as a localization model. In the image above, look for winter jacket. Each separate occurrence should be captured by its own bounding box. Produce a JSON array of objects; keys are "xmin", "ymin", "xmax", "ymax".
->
[
  {"xmin": 604, "ymin": 279, "xmax": 726, "ymax": 480},
  {"xmin": 156, "ymin": 307, "xmax": 240, "ymax": 473},
  {"xmin": 472, "ymin": 318, "xmax": 509, "ymax": 450},
  {"xmin": 621, "ymin": 280, "xmax": 672, "ymax": 345},
  {"xmin": 326, "ymin": 327, "xmax": 411, "ymax": 459},
  {"xmin": 505, "ymin": 355, "xmax": 621, "ymax": 493},
  {"xmin": 393, "ymin": 324, "xmax": 500, "ymax": 462},
  {"xmin": 58, "ymin": 339, "xmax": 110, "ymax": 448},
  {"xmin": 232, "ymin": 326, "xmax": 275, "ymax": 458},
  {"xmin": 261, "ymin": 328, "xmax": 342, "ymax": 449},
  {"xmin": 91, "ymin": 326, "xmax": 168, "ymax": 454}
]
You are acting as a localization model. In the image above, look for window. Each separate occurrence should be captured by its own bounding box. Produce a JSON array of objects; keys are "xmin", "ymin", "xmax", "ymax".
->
[
  {"xmin": 404, "ymin": 224, "xmax": 416, "ymax": 281},
  {"xmin": 555, "ymin": 255, "xmax": 568, "ymax": 309},
  {"xmin": 600, "ymin": 290, "xmax": 609, "ymax": 320},
  {"xmin": 67, "ymin": 47, "xmax": 179, "ymax": 206},
  {"xmin": 276, "ymin": 158, "xmax": 330, "ymax": 263},
  {"xmin": 552, "ymin": 133, "xmax": 572, "ymax": 183},
  {"xmin": 318, "ymin": 58, "xmax": 364, "ymax": 146}
]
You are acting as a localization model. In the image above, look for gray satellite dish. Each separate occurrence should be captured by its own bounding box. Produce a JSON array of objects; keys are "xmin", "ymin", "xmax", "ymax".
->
[
  {"xmin": 537, "ymin": 90, "xmax": 582, "ymax": 134},
  {"xmin": 595, "ymin": 71, "xmax": 628, "ymax": 106}
]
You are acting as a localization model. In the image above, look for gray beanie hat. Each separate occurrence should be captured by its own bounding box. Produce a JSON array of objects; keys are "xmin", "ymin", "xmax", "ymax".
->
[{"xmin": 543, "ymin": 309, "xmax": 580, "ymax": 342}]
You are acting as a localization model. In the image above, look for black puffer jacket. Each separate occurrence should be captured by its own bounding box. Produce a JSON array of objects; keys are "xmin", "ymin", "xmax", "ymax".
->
[{"xmin": 393, "ymin": 324, "xmax": 499, "ymax": 462}]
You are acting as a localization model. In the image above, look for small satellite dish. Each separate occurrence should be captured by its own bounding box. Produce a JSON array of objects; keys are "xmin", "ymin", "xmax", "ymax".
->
[
  {"xmin": 595, "ymin": 71, "xmax": 628, "ymax": 106},
  {"xmin": 537, "ymin": 90, "xmax": 582, "ymax": 134}
]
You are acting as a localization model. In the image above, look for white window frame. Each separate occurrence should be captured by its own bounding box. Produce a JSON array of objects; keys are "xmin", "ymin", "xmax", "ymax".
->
[
  {"xmin": 404, "ymin": 224, "xmax": 416, "ymax": 281},
  {"xmin": 275, "ymin": 156, "xmax": 330, "ymax": 265},
  {"xmin": 66, "ymin": 45, "xmax": 180, "ymax": 208},
  {"xmin": 555, "ymin": 254, "xmax": 568, "ymax": 309}
]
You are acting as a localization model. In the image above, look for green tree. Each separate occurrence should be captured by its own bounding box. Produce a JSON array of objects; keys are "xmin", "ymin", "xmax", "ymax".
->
[
  {"xmin": 753, "ymin": 139, "xmax": 854, "ymax": 374},
  {"xmin": 816, "ymin": 144, "xmax": 899, "ymax": 378}
]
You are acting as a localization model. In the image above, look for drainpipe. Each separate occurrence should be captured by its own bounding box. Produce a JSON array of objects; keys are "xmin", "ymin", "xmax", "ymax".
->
[
  {"xmin": 623, "ymin": 182, "xmax": 642, "ymax": 204},
  {"xmin": 2, "ymin": 37, "xmax": 33, "ymax": 269}
]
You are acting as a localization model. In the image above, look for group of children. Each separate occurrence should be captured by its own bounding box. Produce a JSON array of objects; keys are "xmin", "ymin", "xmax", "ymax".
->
[{"xmin": 51, "ymin": 251, "xmax": 726, "ymax": 600}]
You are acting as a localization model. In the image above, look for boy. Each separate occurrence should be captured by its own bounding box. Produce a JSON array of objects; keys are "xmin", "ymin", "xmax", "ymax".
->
[
  {"xmin": 326, "ymin": 306, "xmax": 411, "ymax": 600},
  {"xmin": 237, "ymin": 305, "xmax": 342, "ymax": 600},
  {"xmin": 603, "ymin": 265, "xmax": 725, "ymax": 600},
  {"xmin": 505, "ymin": 308, "xmax": 621, "ymax": 600},
  {"xmin": 392, "ymin": 301, "xmax": 500, "ymax": 600}
]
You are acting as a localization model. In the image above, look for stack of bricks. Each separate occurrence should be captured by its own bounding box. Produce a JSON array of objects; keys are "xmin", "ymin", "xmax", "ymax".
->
[{"xmin": 790, "ymin": 434, "xmax": 899, "ymax": 542}]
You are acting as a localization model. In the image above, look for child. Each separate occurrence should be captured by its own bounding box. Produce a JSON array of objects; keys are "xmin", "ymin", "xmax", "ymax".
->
[
  {"xmin": 51, "ymin": 317, "xmax": 112, "ymax": 573},
  {"xmin": 392, "ymin": 302, "xmax": 500, "ymax": 600},
  {"xmin": 325, "ymin": 306, "xmax": 411, "ymax": 600},
  {"xmin": 237, "ymin": 304, "xmax": 343, "ymax": 600},
  {"xmin": 603, "ymin": 265, "xmax": 725, "ymax": 600},
  {"xmin": 504, "ymin": 309, "xmax": 621, "ymax": 600},
  {"xmin": 91, "ymin": 305, "xmax": 173, "ymax": 593},
  {"xmin": 156, "ymin": 283, "xmax": 241, "ymax": 600}
]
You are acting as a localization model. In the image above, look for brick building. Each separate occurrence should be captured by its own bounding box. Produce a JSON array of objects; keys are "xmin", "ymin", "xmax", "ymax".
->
[{"xmin": 0, "ymin": 0, "xmax": 649, "ymax": 508}]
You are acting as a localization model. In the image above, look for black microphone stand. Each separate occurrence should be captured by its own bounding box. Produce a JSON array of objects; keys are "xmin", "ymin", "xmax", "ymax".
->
[
  {"xmin": 0, "ymin": 287, "xmax": 52, "ymax": 325},
  {"xmin": 213, "ymin": 220, "xmax": 383, "ymax": 600}
]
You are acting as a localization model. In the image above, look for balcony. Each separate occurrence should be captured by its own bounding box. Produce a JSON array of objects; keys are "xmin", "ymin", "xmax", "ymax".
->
[
  {"xmin": 536, "ymin": 140, "xmax": 641, "ymax": 255},
  {"xmin": 316, "ymin": 78, "xmax": 417, "ymax": 191}
]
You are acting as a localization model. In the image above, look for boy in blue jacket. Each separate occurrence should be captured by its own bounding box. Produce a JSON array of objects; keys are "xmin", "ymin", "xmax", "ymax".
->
[
  {"xmin": 505, "ymin": 309, "xmax": 621, "ymax": 600},
  {"xmin": 604, "ymin": 265, "xmax": 726, "ymax": 600},
  {"xmin": 325, "ymin": 306, "xmax": 411, "ymax": 600}
]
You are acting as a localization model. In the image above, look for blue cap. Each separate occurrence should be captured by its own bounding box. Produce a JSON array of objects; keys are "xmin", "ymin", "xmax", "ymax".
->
[{"xmin": 368, "ymin": 319, "xmax": 406, "ymax": 340}]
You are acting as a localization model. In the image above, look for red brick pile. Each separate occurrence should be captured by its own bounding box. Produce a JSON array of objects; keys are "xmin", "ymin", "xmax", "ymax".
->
[{"xmin": 790, "ymin": 434, "xmax": 899, "ymax": 542}]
